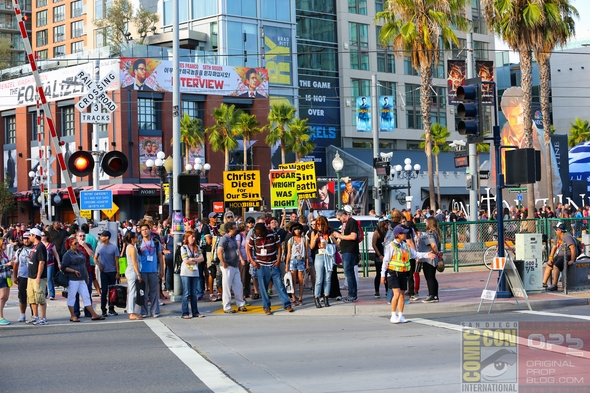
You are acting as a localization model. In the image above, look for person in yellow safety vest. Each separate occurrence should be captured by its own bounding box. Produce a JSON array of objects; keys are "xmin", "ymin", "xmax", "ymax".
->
[{"xmin": 380, "ymin": 226, "xmax": 435, "ymax": 324}]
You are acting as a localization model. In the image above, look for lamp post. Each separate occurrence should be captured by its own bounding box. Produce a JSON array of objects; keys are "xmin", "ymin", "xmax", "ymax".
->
[
  {"xmin": 164, "ymin": 156, "xmax": 173, "ymax": 221},
  {"xmin": 332, "ymin": 152, "xmax": 344, "ymax": 210},
  {"xmin": 186, "ymin": 157, "xmax": 211, "ymax": 219},
  {"xmin": 146, "ymin": 151, "xmax": 168, "ymax": 222},
  {"xmin": 394, "ymin": 158, "xmax": 421, "ymax": 211}
]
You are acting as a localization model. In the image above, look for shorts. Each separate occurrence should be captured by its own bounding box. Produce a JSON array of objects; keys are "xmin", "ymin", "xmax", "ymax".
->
[
  {"xmin": 552, "ymin": 255, "xmax": 565, "ymax": 271},
  {"xmin": 386, "ymin": 270, "xmax": 408, "ymax": 291},
  {"xmin": 18, "ymin": 277, "xmax": 28, "ymax": 305},
  {"xmin": 208, "ymin": 263, "xmax": 219, "ymax": 279},
  {"xmin": 27, "ymin": 278, "xmax": 47, "ymax": 305},
  {"xmin": 0, "ymin": 278, "xmax": 7, "ymax": 289},
  {"xmin": 249, "ymin": 264, "xmax": 258, "ymax": 279},
  {"xmin": 289, "ymin": 259, "xmax": 306, "ymax": 272}
]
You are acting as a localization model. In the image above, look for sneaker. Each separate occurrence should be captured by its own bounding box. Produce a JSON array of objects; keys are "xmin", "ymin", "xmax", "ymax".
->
[
  {"xmin": 152, "ymin": 313, "xmax": 160, "ymax": 318},
  {"xmin": 264, "ymin": 308, "xmax": 272, "ymax": 315},
  {"xmin": 102, "ymin": 313, "xmax": 109, "ymax": 318},
  {"xmin": 141, "ymin": 314, "xmax": 148, "ymax": 318},
  {"xmin": 107, "ymin": 310, "xmax": 118, "ymax": 316},
  {"xmin": 18, "ymin": 314, "xmax": 26, "ymax": 322},
  {"xmin": 422, "ymin": 295, "xmax": 439, "ymax": 303},
  {"xmin": 267, "ymin": 289, "xmax": 272, "ymax": 296},
  {"xmin": 34, "ymin": 318, "xmax": 48, "ymax": 325},
  {"xmin": 342, "ymin": 296, "xmax": 358, "ymax": 303},
  {"xmin": 159, "ymin": 300, "xmax": 165, "ymax": 306},
  {"xmin": 26, "ymin": 316, "xmax": 39, "ymax": 324},
  {"xmin": 237, "ymin": 306, "xmax": 248, "ymax": 312},
  {"xmin": 398, "ymin": 315, "xmax": 407, "ymax": 323},
  {"xmin": 410, "ymin": 295, "xmax": 419, "ymax": 301},
  {"xmin": 285, "ymin": 306, "xmax": 294, "ymax": 312},
  {"xmin": 542, "ymin": 283, "xmax": 548, "ymax": 289},
  {"xmin": 390, "ymin": 314, "xmax": 400, "ymax": 324},
  {"xmin": 546, "ymin": 286, "xmax": 558, "ymax": 292},
  {"xmin": 336, "ymin": 296, "xmax": 342, "ymax": 301},
  {"xmin": 224, "ymin": 309, "xmax": 236, "ymax": 314},
  {"xmin": 0, "ymin": 318, "xmax": 10, "ymax": 325},
  {"xmin": 374, "ymin": 293, "xmax": 380, "ymax": 299}
]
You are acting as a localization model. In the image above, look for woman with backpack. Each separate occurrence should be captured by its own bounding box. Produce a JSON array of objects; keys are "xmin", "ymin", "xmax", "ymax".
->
[
  {"xmin": 41, "ymin": 232, "xmax": 61, "ymax": 300},
  {"xmin": 285, "ymin": 223, "xmax": 308, "ymax": 306}
]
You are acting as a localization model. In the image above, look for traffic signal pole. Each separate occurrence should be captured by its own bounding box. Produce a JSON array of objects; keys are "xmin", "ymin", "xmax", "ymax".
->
[{"xmin": 92, "ymin": 59, "xmax": 102, "ymax": 224}]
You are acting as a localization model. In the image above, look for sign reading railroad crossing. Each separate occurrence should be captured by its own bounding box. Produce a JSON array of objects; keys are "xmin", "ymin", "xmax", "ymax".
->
[{"xmin": 75, "ymin": 70, "xmax": 118, "ymax": 123}]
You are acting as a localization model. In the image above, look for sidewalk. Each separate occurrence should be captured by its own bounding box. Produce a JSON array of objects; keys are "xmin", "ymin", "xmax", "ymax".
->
[{"xmin": 4, "ymin": 269, "xmax": 589, "ymax": 322}]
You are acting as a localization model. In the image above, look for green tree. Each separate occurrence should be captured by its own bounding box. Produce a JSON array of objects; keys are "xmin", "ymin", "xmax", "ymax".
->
[
  {"xmin": 482, "ymin": 0, "xmax": 550, "ymax": 214},
  {"xmin": 420, "ymin": 123, "xmax": 450, "ymax": 209},
  {"xmin": 533, "ymin": 0, "xmax": 578, "ymax": 210},
  {"xmin": 206, "ymin": 104, "xmax": 242, "ymax": 171},
  {"xmin": 94, "ymin": 0, "xmax": 159, "ymax": 53},
  {"xmin": 0, "ymin": 37, "xmax": 14, "ymax": 70},
  {"xmin": 0, "ymin": 174, "xmax": 16, "ymax": 223},
  {"xmin": 235, "ymin": 113, "xmax": 263, "ymax": 170},
  {"xmin": 176, "ymin": 113, "xmax": 204, "ymax": 217},
  {"xmin": 265, "ymin": 103, "xmax": 296, "ymax": 165},
  {"xmin": 568, "ymin": 117, "xmax": 590, "ymax": 148},
  {"xmin": 286, "ymin": 118, "xmax": 316, "ymax": 162},
  {"xmin": 376, "ymin": 0, "xmax": 469, "ymax": 210}
]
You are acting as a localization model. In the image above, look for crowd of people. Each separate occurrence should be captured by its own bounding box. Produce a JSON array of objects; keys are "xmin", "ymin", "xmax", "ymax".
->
[{"xmin": 0, "ymin": 205, "xmax": 449, "ymax": 325}]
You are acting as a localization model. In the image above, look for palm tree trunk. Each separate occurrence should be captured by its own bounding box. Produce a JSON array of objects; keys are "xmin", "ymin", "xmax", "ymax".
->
[
  {"xmin": 224, "ymin": 146, "xmax": 230, "ymax": 172},
  {"xmin": 435, "ymin": 154, "xmax": 441, "ymax": 209},
  {"xmin": 420, "ymin": 63, "xmax": 435, "ymax": 211},
  {"xmin": 243, "ymin": 137, "xmax": 249, "ymax": 171},
  {"xmin": 521, "ymin": 50, "xmax": 536, "ymax": 213},
  {"xmin": 280, "ymin": 141, "xmax": 286, "ymax": 165},
  {"xmin": 539, "ymin": 56, "xmax": 554, "ymax": 211},
  {"xmin": 185, "ymin": 144, "xmax": 190, "ymax": 218}
]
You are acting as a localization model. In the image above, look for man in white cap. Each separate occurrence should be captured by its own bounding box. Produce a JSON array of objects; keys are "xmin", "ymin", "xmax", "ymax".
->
[{"xmin": 26, "ymin": 228, "xmax": 48, "ymax": 325}]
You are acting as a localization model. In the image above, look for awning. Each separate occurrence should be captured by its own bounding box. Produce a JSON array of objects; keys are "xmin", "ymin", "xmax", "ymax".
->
[
  {"xmin": 421, "ymin": 187, "xmax": 488, "ymax": 196},
  {"xmin": 19, "ymin": 183, "xmax": 224, "ymax": 198}
]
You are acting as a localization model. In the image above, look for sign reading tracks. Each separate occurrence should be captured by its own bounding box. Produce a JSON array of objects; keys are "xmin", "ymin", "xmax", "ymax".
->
[{"xmin": 75, "ymin": 70, "xmax": 118, "ymax": 124}]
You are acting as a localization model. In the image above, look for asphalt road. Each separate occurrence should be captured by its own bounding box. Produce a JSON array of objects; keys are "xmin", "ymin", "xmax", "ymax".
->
[{"xmin": 3, "ymin": 302, "xmax": 590, "ymax": 393}]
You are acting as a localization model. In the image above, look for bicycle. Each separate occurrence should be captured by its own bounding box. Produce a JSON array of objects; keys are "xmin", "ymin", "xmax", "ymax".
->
[{"xmin": 483, "ymin": 237, "xmax": 516, "ymax": 270}]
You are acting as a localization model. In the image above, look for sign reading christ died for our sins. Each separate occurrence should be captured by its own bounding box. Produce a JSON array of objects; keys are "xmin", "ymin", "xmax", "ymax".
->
[
  {"xmin": 278, "ymin": 162, "xmax": 317, "ymax": 199},
  {"xmin": 223, "ymin": 170, "xmax": 261, "ymax": 208}
]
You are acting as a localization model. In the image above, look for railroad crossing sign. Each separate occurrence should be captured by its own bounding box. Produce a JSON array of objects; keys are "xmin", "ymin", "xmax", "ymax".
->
[{"xmin": 75, "ymin": 70, "xmax": 117, "ymax": 123}]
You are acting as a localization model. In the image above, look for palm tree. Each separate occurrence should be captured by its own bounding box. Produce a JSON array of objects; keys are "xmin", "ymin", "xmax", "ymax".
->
[
  {"xmin": 235, "ymin": 113, "xmax": 263, "ymax": 171},
  {"xmin": 286, "ymin": 118, "xmax": 316, "ymax": 162},
  {"xmin": 419, "ymin": 123, "xmax": 450, "ymax": 209},
  {"xmin": 205, "ymin": 104, "xmax": 242, "ymax": 171},
  {"xmin": 482, "ymin": 0, "xmax": 548, "ymax": 214},
  {"xmin": 534, "ymin": 0, "xmax": 578, "ymax": 210},
  {"xmin": 568, "ymin": 117, "xmax": 590, "ymax": 148},
  {"xmin": 265, "ymin": 103, "xmax": 296, "ymax": 165},
  {"xmin": 376, "ymin": 0, "xmax": 469, "ymax": 211},
  {"xmin": 177, "ymin": 113, "xmax": 205, "ymax": 217}
]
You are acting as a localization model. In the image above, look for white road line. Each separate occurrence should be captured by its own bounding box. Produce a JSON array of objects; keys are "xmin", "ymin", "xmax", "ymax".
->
[
  {"xmin": 144, "ymin": 319, "xmax": 247, "ymax": 393},
  {"xmin": 411, "ymin": 318, "xmax": 463, "ymax": 332},
  {"xmin": 516, "ymin": 310, "xmax": 590, "ymax": 321}
]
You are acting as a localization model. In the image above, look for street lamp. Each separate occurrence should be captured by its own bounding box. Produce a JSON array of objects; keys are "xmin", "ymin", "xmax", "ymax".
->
[
  {"xmin": 186, "ymin": 157, "xmax": 211, "ymax": 219},
  {"xmin": 332, "ymin": 152, "xmax": 344, "ymax": 210},
  {"xmin": 146, "ymin": 151, "xmax": 168, "ymax": 222},
  {"xmin": 164, "ymin": 156, "xmax": 173, "ymax": 222},
  {"xmin": 394, "ymin": 158, "xmax": 421, "ymax": 209}
]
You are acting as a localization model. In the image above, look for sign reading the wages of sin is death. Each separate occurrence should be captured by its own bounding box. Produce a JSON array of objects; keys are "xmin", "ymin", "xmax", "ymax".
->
[
  {"xmin": 278, "ymin": 162, "xmax": 317, "ymax": 199},
  {"xmin": 223, "ymin": 170, "xmax": 261, "ymax": 209},
  {"xmin": 270, "ymin": 169, "xmax": 298, "ymax": 209}
]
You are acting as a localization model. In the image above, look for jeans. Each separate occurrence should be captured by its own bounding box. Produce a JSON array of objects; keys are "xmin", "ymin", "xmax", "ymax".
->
[
  {"xmin": 341, "ymin": 252, "xmax": 358, "ymax": 298},
  {"xmin": 165, "ymin": 257, "xmax": 174, "ymax": 291},
  {"xmin": 181, "ymin": 275, "xmax": 201, "ymax": 316},
  {"xmin": 100, "ymin": 271, "xmax": 117, "ymax": 313},
  {"xmin": 46, "ymin": 264, "xmax": 55, "ymax": 298},
  {"xmin": 257, "ymin": 265, "xmax": 291, "ymax": 310},
  {"xmin": 141, "ymin": 272, "xmax": 160, "ymax": 316},
  {"xmin": 314, "ymin": 254, "xmax": 332, "ymax": 297}
]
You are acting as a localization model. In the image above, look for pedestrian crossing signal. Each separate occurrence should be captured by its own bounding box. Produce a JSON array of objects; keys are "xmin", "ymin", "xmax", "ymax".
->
[{"xmin": 68, "ymin": 151, "xmax": 94, "ymax": 177}]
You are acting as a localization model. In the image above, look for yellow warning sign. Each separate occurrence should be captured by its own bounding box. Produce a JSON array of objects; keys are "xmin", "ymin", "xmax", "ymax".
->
[
  {"xmin": 101, "ymin": 202, "xmax": 119, "ymax": 219},
  {"xmin": 80, "ymin": 210, "xmax": 92, "ymax": 219}
]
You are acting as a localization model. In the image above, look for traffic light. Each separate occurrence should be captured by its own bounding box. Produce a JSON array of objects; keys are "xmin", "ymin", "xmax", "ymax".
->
[
  {"xmin": 456, "ymin": 83, "xmax": 483, "ymax": 142},
  {"xmin": 101, "ymin": 150, "xmax": 128, "ymax": 177},
  {"xmin": 68, "ymin": 150, "xmax": 94, "ymax": 177},
  {"xmin": 178, "ymin": 174, "xmax": 201, "ymax": 195}
]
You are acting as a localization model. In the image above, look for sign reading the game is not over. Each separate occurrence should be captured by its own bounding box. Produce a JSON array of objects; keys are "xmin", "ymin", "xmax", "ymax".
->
[
  {"xmin": 223, "ymin": 170, "xmax": 261, "ymax": 209},
  {"xmin": 278, "ymin": 162, "xmax": 317, "ymax": 199},
  {"xmin": 270, "ymin": 169, "xmax": 298, "ymax": 210}
]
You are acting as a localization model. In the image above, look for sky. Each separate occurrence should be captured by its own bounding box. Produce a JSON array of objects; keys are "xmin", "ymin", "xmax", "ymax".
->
[{"xmin": 495, "ymin": 0, "xmax": 590, "ymax": 59}]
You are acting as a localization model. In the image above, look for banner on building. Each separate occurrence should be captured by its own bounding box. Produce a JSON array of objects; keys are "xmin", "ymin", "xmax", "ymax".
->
[
  {"xmin": 356, "ymin": 96, "xmax": 371, "ymax": 132},
  {"xmin": 120, "ymin": 58, "xmax": 269, "ymax": 98},
  {"xmin": 447, "ymin": 59, "xmax": 466, "ymax": 105},
  {"xmin": 379, "ymin": 95, "xmax": 395, "ymax": 131},
  {"xmin": 278, "ymin": 162, "xmax": 317, "ymax": 199},
  {"xmin": 264, "ymin": 26, "xmax": 292, "ymax": 86},
  {"xmin": 305, "ymin": 177, "xmax": 368, "ymax": 215},
  {"xmin": 475, "ymin": 60, "xmax": 495, "ymax": 106},
  {"xmin": 138, "ymin": 136, "xmax": 163, "ymax": 179},
  {"xmin": 223, "ymin": 170, "xmax": 261, "ymax": 208},
  {"xmin": 269, "ymin": 169, "xmax": 298, "ymax": 210}
]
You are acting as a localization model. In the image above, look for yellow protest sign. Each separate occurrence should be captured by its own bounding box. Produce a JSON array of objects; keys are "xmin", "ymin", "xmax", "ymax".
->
[
  {"xmin": 223, "ymin": 170, "xmax": 261, "ymax": 208},
  {"xmin": 278, "ymin": 162, "xmax": 317, "ymax": 199},
  {"xmin": 163, "ymin": 183, "xmax": 170, "ymax": 204},
  {"xmin": 270, "ymin": 169, "xmax": 297, "ymax": 210},
  {"xmin": 101, "ymin": 202, "xmax": 119, "ymax": 220},
  {"xmin": 80, "ymin": 210, "xmax": 92, "ymax": 219}
]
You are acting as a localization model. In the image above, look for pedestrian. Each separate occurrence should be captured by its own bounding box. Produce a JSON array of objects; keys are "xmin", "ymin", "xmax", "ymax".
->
[
  {"xmin": 202, "ymin": 212, "xmax": 222, "ymax": 301},
  {"xmin": 180, "ymin": 231, "xmax": 205, "ymax": 318},
  {"xmin": 333, "ymin": 209, "xmax": 359, "ymax": 303},
  {"xmin": 236, "ymin": 220, "xmax": 253, "ymax": 299},
  {"xmin": 137, "ymin": 221, "xmax": 164, "ymax": 317},
  {"xmin": 123, "ymin": 231, "xmax": 143, "ymax": 320},
  {"xmin": 95, "ymin": 230, "xmax": 120, "ymax": 317},
  {"xmin": 61, "ymin": 237, "xmax": 104, "ymax": 322},
  {"xmin": 249, "ymin": 223, "xmax": 293, "ymax": 315},
  {"xmin": 40, "ymin": 232, "xmax": 60, "ymax": 300},
  {"xmin": 13, "ymin": 232, "xmax": 33, "ymax": 322},
  {"xmin": 218, "ymin": 222, "xmax": 247, "ymax": 313},
  {"xmin": 285, "ymin": 222, "xmax": 308, "ymax": 306},
  {"xmin": 308, "ymin": 216, "xmax": 336, "ymax": 308},
  {"xmin": 0, "ymin": 239, "xmax": 14, "ymax": 325},
  {"xmin": 418, "ymin": 217, "xmax": 442, "ymax": 303},
  {"xmin": 372, "ymin": 220, "xmax": 389, "ymax": 298},
  {"xmin": 381, "ymin": 226, "xmax": 435, "ymax": 324},
  {"xmin": 26, "ymin": 228, "xmax": 49, "ymax": 325}
]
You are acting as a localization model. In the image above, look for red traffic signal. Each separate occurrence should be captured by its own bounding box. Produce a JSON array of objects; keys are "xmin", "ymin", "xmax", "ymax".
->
[
  {"xmin": 68, "ymin": 151, "xmax": 94, "ymax": 177},
  {"xmin": 101, "ymin": 150, "xmax": 128, "ymax": 177}
]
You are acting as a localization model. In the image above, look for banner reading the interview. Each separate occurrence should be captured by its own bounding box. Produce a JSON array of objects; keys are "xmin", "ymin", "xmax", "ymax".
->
[
  {"xmin": 278, "ymin": 162, "xmax": 317, "ymax": 199},
  {"xmin": 270, "ymin": 169, "xmax": 298, "ymax": 210},
  {"xmin": 120, "ymin": 57, "xmax": 269, "ymax": 97},
  {"xmin": 223, "ymin": 170, "xmax": 261, "ymax": 208}
]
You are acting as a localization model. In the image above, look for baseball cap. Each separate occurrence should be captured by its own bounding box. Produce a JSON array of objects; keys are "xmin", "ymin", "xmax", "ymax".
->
[
  {"xmin": 554, "ymin": 222, "xmax": 567, "ymax": 231},
  {"xmin": 98, "ymin": 230, "xmax": 112, "ymax": 238},
  {"xmin": 23, "ymin": 232, "xmax": 31, "ymax": 238},
  {"xmin": 30, "ymin": 228, "xmax": 43, "ymax": 238},
  {"xmin": 393, "ymin": 226, "xmax": 409, "ymax": 236},
  {"xmin": 436, "ymin": 209, "xmax": 443, "ymax": 214},
  {"xmin": 343, "ymin": 205, "xmax": 353, "ymax": 214},
  {"xmin": 208, "ymin": 212, "xmax": 218, "ymax": 219}
]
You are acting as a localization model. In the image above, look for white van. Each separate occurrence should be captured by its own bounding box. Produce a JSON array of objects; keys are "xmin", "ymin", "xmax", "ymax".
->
[{"xmin": 328, "ymin": 215, "xmax": 379, "ymax": 255}]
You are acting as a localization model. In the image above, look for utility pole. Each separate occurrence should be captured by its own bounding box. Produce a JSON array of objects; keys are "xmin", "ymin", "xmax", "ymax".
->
[{"xmin": 372, "ymin": 74, "xmax": 381, "ymax": 216}]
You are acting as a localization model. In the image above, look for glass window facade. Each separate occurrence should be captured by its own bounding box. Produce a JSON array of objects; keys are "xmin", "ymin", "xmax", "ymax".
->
[
  {"xmin": 53, "ymin": 24, "xmax": 65, "ymax": 43},
  {"xmin": 71, "ymin": 20, "xmax": 83, "ymax": 38},
  {"xmin": 53, "ymin": 4, "xmax": 65, "ymax": 22},
  {"xmin": 348, "ymin": 0, "xmax": 367, "ymax": 15},
  {"xmin": 262, "ymin": 0, "xmax": 290, "ymax": 21},
  {"xmin": 62, "ymin": 106, "xmax": 75, "ymax": 136},
  {"xmin": 227, "ymin": 0, "xmax": 256, "ymax": 18},
  {"xmin": 5, "ymin": 116, "xmax": 15, "ymax": 144},
  {"xmin": 138, "ymin": 98, "xmax": 161, "ymax": 130},
  {"xmin": 36, "ymin": 10, "xmax": 47, "ymax": 27},
  {"xmin": 227, "ymin": 21, "xmax": 258, "ymax": 67},
  {"xmin": 71, "ymin": 0, "xmax": 83, "ymax": 17}
]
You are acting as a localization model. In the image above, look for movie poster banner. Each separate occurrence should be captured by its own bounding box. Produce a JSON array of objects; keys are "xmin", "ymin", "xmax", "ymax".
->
[
  {"xmin": 356, "ymin": 96, "xmax": 371, "ymax": 132},
  {"xmin": 138, "ymin": 136, "xmax": 163, "ymax": 179},
  {"xmin": 476, "ymin": 60, "xmax": 495, "ymax": 106},
  {"xmin": 270, "ymin": 169, "xmax": 298, "ymax": 210},
  {"xmin": 120, "ymin": 58, "xmax": 269, "ymax": 97},
  {"xmin": 379, "ymin": 95, "xmax": 395, "ymax": 132},
  {"xmin": 305, "ymin": 177, "xmax": 368, "ymax": 215},
  {"xmin": 447, "ymin": 60, "xmax": 466, "ymax": 105}
]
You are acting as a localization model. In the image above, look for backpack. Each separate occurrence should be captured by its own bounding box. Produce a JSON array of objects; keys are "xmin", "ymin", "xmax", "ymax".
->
[
  {"xmin": 356, "ymin": 220, "xmax": 364, "ymax": 244},
  {"xmin": 565, "ymin": 234, "xmax": 584, "ymax": 260},
  {"xmin": 173, "ymin": 244, "xmax": 183, "ymax": 274}
]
